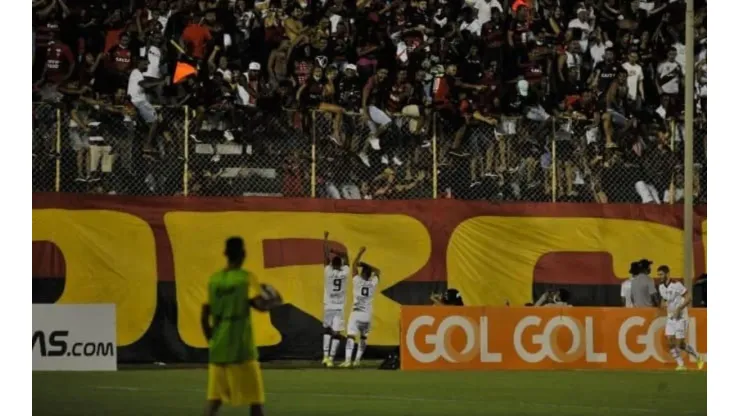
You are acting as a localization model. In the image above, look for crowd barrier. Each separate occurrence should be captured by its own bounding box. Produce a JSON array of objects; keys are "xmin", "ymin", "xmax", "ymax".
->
[
  {"xmin": 32, "ymin": 102, "xmax": 707, "ymax": 203},
  {"xmin": 400, "ymin": 306, "xmax": 707, "ymax": 371}
]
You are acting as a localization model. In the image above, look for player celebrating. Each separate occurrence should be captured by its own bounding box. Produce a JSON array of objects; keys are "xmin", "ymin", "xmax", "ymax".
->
[
  {"xmin": 322, "ymin": 231, "xmax": 350, "ymax": 367},
  {"xmin": 341, "ymin": 247, "xmax": 380, "ymax": 368},
  {"xmin": 201, "ymin": 237, "xmax": 283, "ymax": 416},
  {"xmin": 659, "ymin": 266, "xmax": 704, "ymax": 371}
]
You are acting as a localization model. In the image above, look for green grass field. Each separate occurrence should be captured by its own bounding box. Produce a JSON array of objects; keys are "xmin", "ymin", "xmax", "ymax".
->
[{"xmin": 33, "ymin": 364, "xmax": 706, "ymax": 416}]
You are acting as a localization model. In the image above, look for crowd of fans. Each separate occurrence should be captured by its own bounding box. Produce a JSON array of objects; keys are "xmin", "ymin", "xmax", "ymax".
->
[{"xmin": 32, "ymin": 0, "xmax": 707, "ymax": 203}]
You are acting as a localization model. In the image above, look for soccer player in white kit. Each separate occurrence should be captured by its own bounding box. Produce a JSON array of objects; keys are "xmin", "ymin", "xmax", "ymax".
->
[
  {"xmin": 658, "ymin": 265, "xmax": 704, "ymax": 371},
  {"xmin": 321, "ymin": 231, "xmax": 350, "ymax": 367},
  {"xmin": 341, "ymin": 247, "xmax": 379, "ymax": 368}
]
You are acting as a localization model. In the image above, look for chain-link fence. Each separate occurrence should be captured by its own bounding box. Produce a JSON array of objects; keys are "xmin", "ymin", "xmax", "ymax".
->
[
  {"xmin": 32, "ymin": 103, "xmax": 60, "ymax": 192},
  {"xmin": 437, "ymin": 114, "xmax": 556, "ymax": 202},
  {"xmin": 52, "ymin": 103, "xmax": 186, "ymax": 195},
  {"xmin": 186, "ymin": 107, "xmax": 311, "ymax": 197},
  {"xmin": 32, "ymin": 104, "xmax": 707, "ymax": 204},
  {"xmin": 314, "ymin": 109, "xmax": 435, "ymax": 200},
  {"xmin": 437, "ymin": 113, "xmax": 707, "ymax": 205}
]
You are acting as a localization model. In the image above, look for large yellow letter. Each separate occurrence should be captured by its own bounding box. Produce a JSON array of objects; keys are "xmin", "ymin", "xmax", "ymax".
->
[
  {"xmin": 165, "ymin": 212, "xmax": 431, "ymax": 347},
  {"xmin": 447, "ymin": 217, "xmax": 684, "ymax": 306},
  {"xmin": 32, "ymin": 209, "xmax": 158, "ymax": 346}
]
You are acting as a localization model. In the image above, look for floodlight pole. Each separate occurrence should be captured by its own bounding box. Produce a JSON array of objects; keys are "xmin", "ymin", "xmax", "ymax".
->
[{"xmin": 683, "ymin": 0, "xmax": 695, "ymax": 289}]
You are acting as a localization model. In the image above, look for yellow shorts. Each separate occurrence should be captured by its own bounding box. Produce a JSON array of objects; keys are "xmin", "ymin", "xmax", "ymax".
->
[{"xmin": 206, "ymin": 360, "xmax": 265, "ymax": 406}]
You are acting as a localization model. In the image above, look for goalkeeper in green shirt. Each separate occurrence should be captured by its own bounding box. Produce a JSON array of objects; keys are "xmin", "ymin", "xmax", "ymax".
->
[{"xmin": 201, "ymin": 237, "xmax": 282, "ymax": 416}]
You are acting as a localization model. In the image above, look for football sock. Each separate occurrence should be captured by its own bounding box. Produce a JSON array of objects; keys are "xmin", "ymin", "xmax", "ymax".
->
[
  {"xmin": 355, "ymin": 339, "xmax": 367, "ymax": 362},
  {"xmin": 329, "ymin": 338, "xmax": 340, "ymax": 360},
  {"xmin": 345, "ymin": 338, "xmax": 355, "ymax": 362},
  {"xmin": 670, "ymin": 348, "xmax": 685, "ymax": 366},
  {"xmin": 683, "ymin": 344, "xmax": 700, "ymax": 359},
  {"xmin": 323, "ymin": 334, "xmax": 331, "ymax": 358}
]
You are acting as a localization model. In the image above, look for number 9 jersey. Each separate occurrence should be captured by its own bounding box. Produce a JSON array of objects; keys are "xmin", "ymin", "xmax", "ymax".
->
[
  {"xmin": 324, "ymin": 265, "xmax": 350, "ymax": 309},
  {"xmin": 351, "ymin": 274, "xmax": 379, "ymax": 315}
]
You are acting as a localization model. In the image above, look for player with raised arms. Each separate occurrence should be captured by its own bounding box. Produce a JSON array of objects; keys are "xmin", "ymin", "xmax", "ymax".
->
[
  {"xmin": 322, "ymin": 231, "xmax": 350, "ymax": 367},
  {"xmin": 201, "ymin": 237, "xmax": 283, "ymax": 416},
  {"xmin": 341, "ymin": 246, "xmax": 380, "ymax": 367},
  {"xmin": 658, "ymin": 265, "xmax": 704, "ymax": 371}
]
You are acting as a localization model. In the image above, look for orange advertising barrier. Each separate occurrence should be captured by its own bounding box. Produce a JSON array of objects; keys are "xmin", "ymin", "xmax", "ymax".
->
[{"xmin": 400, "ymin": 306, "xmax": 707, "ymax": 370}]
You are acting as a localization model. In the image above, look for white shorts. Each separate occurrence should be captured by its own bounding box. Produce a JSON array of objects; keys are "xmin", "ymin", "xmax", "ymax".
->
[
  {"xmin": 367, "ymin": 106, "xmax": 392, "ymax": 134},
  {"xmin": 322, "ymin": 308, "xmax": 345, "ymax": 332},
  {"xmin": 636, "ymin": 181, "xmax": 661, "ymax": 204},
  {"xmin": 133, "ymin": 100, "xmax": 158, "ymax": 124},
  {"xmin": 347, "ymin": 311, "xmax": 372, "ymax": 338},
  {"xmin": 665, "ymin": 318, "xmax": 688, "ymax": 339}
]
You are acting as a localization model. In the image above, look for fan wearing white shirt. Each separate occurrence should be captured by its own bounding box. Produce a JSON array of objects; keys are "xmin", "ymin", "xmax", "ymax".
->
[
  {"xmin": 622, "ymin": 51, "xmax": 644, "ymax": 107},
  {"xmin": 139, "ymin": 33, "xmax": 165, "ymax": 102},
  {"xmin": 568, "ymin": 8, "xmax": 593, "ymax": 53},
  {"xmin": 656, "ymin": 47, "xmax": 682, "ymax": 97},
  {"xmin": 467, "ymin": 0, "xmax": 503, "ymax": 25},
  {"xmin": 127, "ymin": 59, "xmax": 167, "ymax": 154},
  {"xmin": 460, "ymin": 8, "xmax": 483, "ymax": 37},
  {"xmin": 658, "ymin": 265, "xmax": 704, "ymax": 371}
]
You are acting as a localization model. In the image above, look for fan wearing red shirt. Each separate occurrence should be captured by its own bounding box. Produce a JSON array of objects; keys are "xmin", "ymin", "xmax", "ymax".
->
[
  {"xmin": 37, "ymin": 31, "xmax": 75, "ymax": 86},
  {"xmin": 106, "ymin": 32, "xmax": 136, "ymax": 89},
  {"xmin": 181, "ymin": 13, "xmax": 213, "ymax": 61},
  {"xmin": 481, "ymin": 7, "xmax": 506, "ymax": 66}
]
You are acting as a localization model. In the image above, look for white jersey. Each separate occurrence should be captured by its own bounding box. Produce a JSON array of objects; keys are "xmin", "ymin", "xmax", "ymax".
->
[
  {"xmin": 657, "ymin": 61, "xmax": 682, "ymax": 94},
  {"xmin": 659, "ymin": 283, "xmax": 669, "ymax": 301},
  {"xmin": 323, "ymin": 265, "xmax": 350, "ymax": 309},
  {"xmin": 664, "ymin": 281, "xmax": 688, "ymax": 320},
  {"xmin": 351, "ymin": 275, "xmax": 379, "ymax": 314}
]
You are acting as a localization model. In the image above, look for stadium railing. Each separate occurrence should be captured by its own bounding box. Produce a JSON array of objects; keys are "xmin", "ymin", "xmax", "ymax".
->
[
  {"xmin": 313, "ymin": 109, "xmax": 436, "ymax": 199},
  {"xmin": 31, "ymin": 101, "xmax": 707, "ymax": 204}
]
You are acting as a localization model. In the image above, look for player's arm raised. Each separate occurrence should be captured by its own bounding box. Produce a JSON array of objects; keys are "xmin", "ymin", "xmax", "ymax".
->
[
  {"xmin": 352, "ymin": 246, "xmax": 367, "ymax": 276},
  {"xmin": 323, "ymin": 231, "xmax": 331, "ymax": 265},
  {"xmin": 370, "ymin": 266, "xmax": 381, "ymax": 281}
]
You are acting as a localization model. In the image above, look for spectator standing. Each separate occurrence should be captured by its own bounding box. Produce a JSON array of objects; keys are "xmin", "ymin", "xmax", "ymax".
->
[
  {"xmin": 568, "ymin": 8, "xmax": 593, "ymax": 53},
  {"xmin": 656, "ymin": 47, "xmax": 682, "ymax": 101},
  {"xmin": 36, "ymin": 30, "xmax": 76, "ymax": 90},
  {"xmin": 468, "ymin": 0, "xmax": 503, "ymax": 25},
  {"xmin": 630, "ymin": 259, "xmax": 658, "ymax": 307},
  {"xmin": 106, "ymin": 32, "xmax": 136, "ymax": 92},
  {"xmin": 621, "ymin": 262, "xmax": 640, "ymax": 307},
  {"xmin": 180, "ymin": 12, "xmax": 213, "ymax": 62},
  {"xmin": 623, "ymin": 51, "xmax": 645, "ymax": 110}
]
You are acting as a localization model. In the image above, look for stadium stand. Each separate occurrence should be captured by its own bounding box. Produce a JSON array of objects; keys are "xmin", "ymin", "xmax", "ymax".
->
[{"xmin": 32, "ymin": 0, "xmax": 707, "ymax": 203}]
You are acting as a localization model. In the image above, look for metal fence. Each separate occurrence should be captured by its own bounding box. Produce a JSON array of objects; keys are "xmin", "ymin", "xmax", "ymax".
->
[{"xmin": 31, "ymin": 102, "xmax": 707, "ymax": 204}]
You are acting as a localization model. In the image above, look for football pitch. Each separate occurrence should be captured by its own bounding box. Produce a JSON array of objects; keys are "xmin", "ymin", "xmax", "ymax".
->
[{"xmin": 33, "ymin": 364, "xmax": 706, "ymax": 416}]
